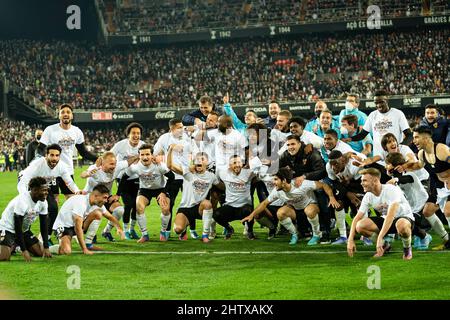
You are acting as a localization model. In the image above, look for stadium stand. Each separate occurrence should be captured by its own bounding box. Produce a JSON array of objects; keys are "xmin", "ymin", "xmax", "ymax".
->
[
  {"xmin": 0, "ymin": 29, "xmax": 449, "ymax": 111},
  {"xmin": 101, "ymin": 0, "xmax": 449, "ymax": 35}
]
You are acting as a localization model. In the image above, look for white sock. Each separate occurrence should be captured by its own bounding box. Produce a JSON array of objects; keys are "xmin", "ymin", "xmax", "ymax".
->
[
  {"xmin": 160, "ymin": 213, "xmax": 170, "ymax": 232},
  {"xmin": 307, "ymin": 215, "xmax": 322, "ymax": 237},
  {"xmin": 130, "ymin": 219, "xmax": 137, "ymax": 231},
  {"xmin": 136, "ymin": 214, "xmax": 148, "ymax": 236},
  {"xmin": 446, "ymin": 216, "xmax": 450, "ymax": 230},
  {"xmin": 123, "ymin": 223, "xmax": 129, "ymax": 232},
  {"xmin": 202, "ymin": 209, "xmax": 213, "ymax": 235},
  {"xmin": 335, "ymin": 209, "xmax": 347, "ymax": 238},
  {"xmin": 401, "ymin": 236, "xmax": 411, "ymax": 248},
  {"xmin": 85, "ymin": 219, "xmax": 101, "ymax": 245},
  {"xmin": 280, "ymin": 217, "xmax": 297, "ymax": 235},
  {"xmin": 104, "ymin": 206, "xmax": 124, "ymax": 233},
  {"xmin": 426, "ymin": 214, "xmax": 449, "ymax": 241},
  {"xmin": 49, "ymin": 244, "xmax": 60, "ymax": 255}
]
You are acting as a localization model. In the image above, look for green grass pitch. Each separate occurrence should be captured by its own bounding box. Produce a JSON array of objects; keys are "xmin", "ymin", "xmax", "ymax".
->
[{"xmin": 1, "ymin": 166, "xmax": 449, "ymax": 300}]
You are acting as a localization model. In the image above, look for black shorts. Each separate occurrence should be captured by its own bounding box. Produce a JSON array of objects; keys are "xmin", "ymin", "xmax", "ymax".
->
[
  {"xmin": 137, "ymin": 188, "xmax": 168, "ymax": 203},
  {"xmin": 266, "ymin": 205, "xmax": 282, "ymax": 220},
  {"xmin": 210, "ymin": 185, "xmax": 226, "ymax": 204},
  {"xmin": 54, "ymin": 226, "xmax": 76, "ymax": 239},
  {"xmin": 104, "ymin": 195, "xmax": 121, "ymax": 212},
  {"xmin": 369, "ymin": 216, "xmax": 414, "ymax": 234},
  {"xmin": 0, "ymin": 230, "xmax": 39, "ymax": 249},
  {"xmin": 55, "ymin": 176, "xmax": 75, "ymax": 195},
  {"xmin": 177, "ymin": 204, "xmax": 202, "ymax": 226}
]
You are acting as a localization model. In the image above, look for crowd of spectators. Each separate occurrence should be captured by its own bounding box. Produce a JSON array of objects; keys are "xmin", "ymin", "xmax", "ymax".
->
[
  {"xmin": 102, "ymin": 0, "xmax": 448, "ymax": 35},
  {"xmin": 0, "ymin": 29, "xmax": 448, "ymax": 112},
  {"xmin": 0, "ymin": 116, "xmax": 166, "ymax": 172}
]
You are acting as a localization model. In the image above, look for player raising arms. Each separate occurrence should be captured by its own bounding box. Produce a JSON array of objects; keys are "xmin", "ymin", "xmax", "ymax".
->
[
  {"xmin": 0, "ymin": 177, "xmax": 51, "ymax": 262},
  {"xmin": 167, "ymin": 144, "xmax": 220, "ymax": 243},
  {"xmin": 38, "ymin": 104, "xmax": 98, "ymax": 198},
  {"xmin": 118, "ymin": 144, "xmax": 171, "ymax": 243}
]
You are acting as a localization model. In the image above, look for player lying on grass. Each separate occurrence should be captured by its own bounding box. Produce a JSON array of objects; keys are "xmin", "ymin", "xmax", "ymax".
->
[
  {"xmin": 347, "ymin": 168, "xmax": 415, "ymax": 260},
  {"xmin": 167, "ymin": 145, "xmax": 221, "ymax": 242},
  {"xmin": 50, "ymin": 184, "xmax": 122, "ymax": 255},
  {"xmin": 242, "ymin": 167, "xmax": 340, "ymax": 245},
  {"xmin": 81, "ymin": 151, "xmax": 138, "ymax": 242},
  {"xmin": 118, "ymin": 144, "xmax": 171, "ymax": 243},
  {"xmin": 0, "ymin": 177, "xmax": 51, "ymax": 262}
]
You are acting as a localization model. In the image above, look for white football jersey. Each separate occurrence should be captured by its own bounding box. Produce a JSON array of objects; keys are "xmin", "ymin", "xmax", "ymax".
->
[
  {"xmin": 178, "ymin": 167, "xmax": 219, "ymax": 208},
  {"xmin": 359, "ymin": 184, "xmax": 414, "ymax": 220},
  {"xmin": 211, "ymin": 129, "xmax": 247, "ymax": 172},
  {"xmin": 267, "ymin": 180, "xmax": 318, "ymax": 210},
  {"xmin": 257, "ymin": 166, "xmax": 284, "ymax": 207},
  {"xmin": 397, "ymin": 172, "xmax": 428, "ymax": 214},
  {"xmin": 127, "ymin": 162, "xmax": 169, "ymax": 190},
  {"xmin": 363, "ymin": 108, "xmax": 410, "ymax": 157},
  {"xmin": 110, "ymin": 139, "xmax": 145, "ymax": 179},
  {"xmin": 0, "ymin": 192, "xmax": 48, "ymax": 233},
  {"xmin": 154, "ymin": 132, "xmax": 195, "ymax": 180},
  {"xmin": 17, "ymin": 157, "xmax": 79, "ymax": 194},
  {"xmin": 380, "ymin": 145, "xmax": 429, "ymax": 181},
  {"xmin": 40, "ymin": 123, "xmax": 84, "ymax": 175},
  {"xmin": 83, "ymin": 160, "xmax": 129, "ymax": 193},
  {"xmin": 218, "ymin": 168, "xmax": 256, "ymax": 208},
  {"xmin": 326, "ymin": 160, "xmax": 362, "ymax": 182},
  {"xmin": 53, "ymin": 194, "xmax": 106, "ymax": 230}
]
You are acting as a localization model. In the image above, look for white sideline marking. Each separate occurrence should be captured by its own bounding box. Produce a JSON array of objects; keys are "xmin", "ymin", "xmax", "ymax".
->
[{"xmin": 73, "ymin": 250, "xmax": 450, "ymax": 255}]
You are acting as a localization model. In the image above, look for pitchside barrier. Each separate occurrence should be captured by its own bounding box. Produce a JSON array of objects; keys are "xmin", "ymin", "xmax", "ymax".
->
[{"xmin": 72, "ymin": 95, "xmax": 450, "ymax": 124}]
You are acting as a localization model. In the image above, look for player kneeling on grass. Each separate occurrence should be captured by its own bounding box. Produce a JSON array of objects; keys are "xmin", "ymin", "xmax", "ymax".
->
[
  {"xmin": 120, "ymin": 144, "xmax": 171, "ymax": 243},
  {"xmin": 167, "ymin": 145, "xmax": 220, "ymax": 243},
  {"xmin": 347, "ymin": 168, "xmax": 415, "ymax": 260},
  {"xmin": 242, "ymin": 167, "xmax": 340, "ymax": 245},
  {"xmin": 50, "ymin": 184, "xmax": 121, "ymax": 255},
  {"xmin": 0, "ymin": 177, "xmax": 51, "ymax": 262},
  {"xmin": 81, "ymin": 151, "xmax": 137, "ymax": 242}
]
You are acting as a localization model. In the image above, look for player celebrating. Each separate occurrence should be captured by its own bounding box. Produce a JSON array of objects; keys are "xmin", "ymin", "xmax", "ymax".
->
[
  {"xmin": 18, "ymin": 144, "xmax": 81, "ymax": 245},
  {"xmin": 167, "ymin": 145, "xmax": 219, "ymax": 242},
  {"xmin": 50, "ymin": 184, "xmax": 120, "ymax": 255},
  {"xmin": 111, "ymin": 122, "xmax": 145, "ymax": 239},
  {"xmin": 0, "ymin": 177, "xmax": 51, "ymax": 262},
  {"xmin": 242, "ymin": 167, "xmax": 340, "ymax": 245},
  {"xmin": 347, "ymin": 168, "xmax": 415, "ymax": 260},
  {"xmin": 38, "ymin": 103, "xmax": 97, "ymax": 197},
  {"xmin": 81, "ymin": 151, "xmax": 138, "ymax": 242},
  {"xmin": 154, "ymin": 118, "xmax": 196, "ymax": 238},
  {"xmin": 404, "ymin": 126, "xmax": 450, "ymax": 250},
  {"xmin": 119, "ymin": 144, "xmax": 171, "ymax": 243}
]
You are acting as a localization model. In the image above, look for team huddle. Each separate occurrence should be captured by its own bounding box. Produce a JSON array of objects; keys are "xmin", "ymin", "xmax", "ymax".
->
[{"xmin": 1, "ymin": 90, "xmax": 449, "ymax": 262}]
